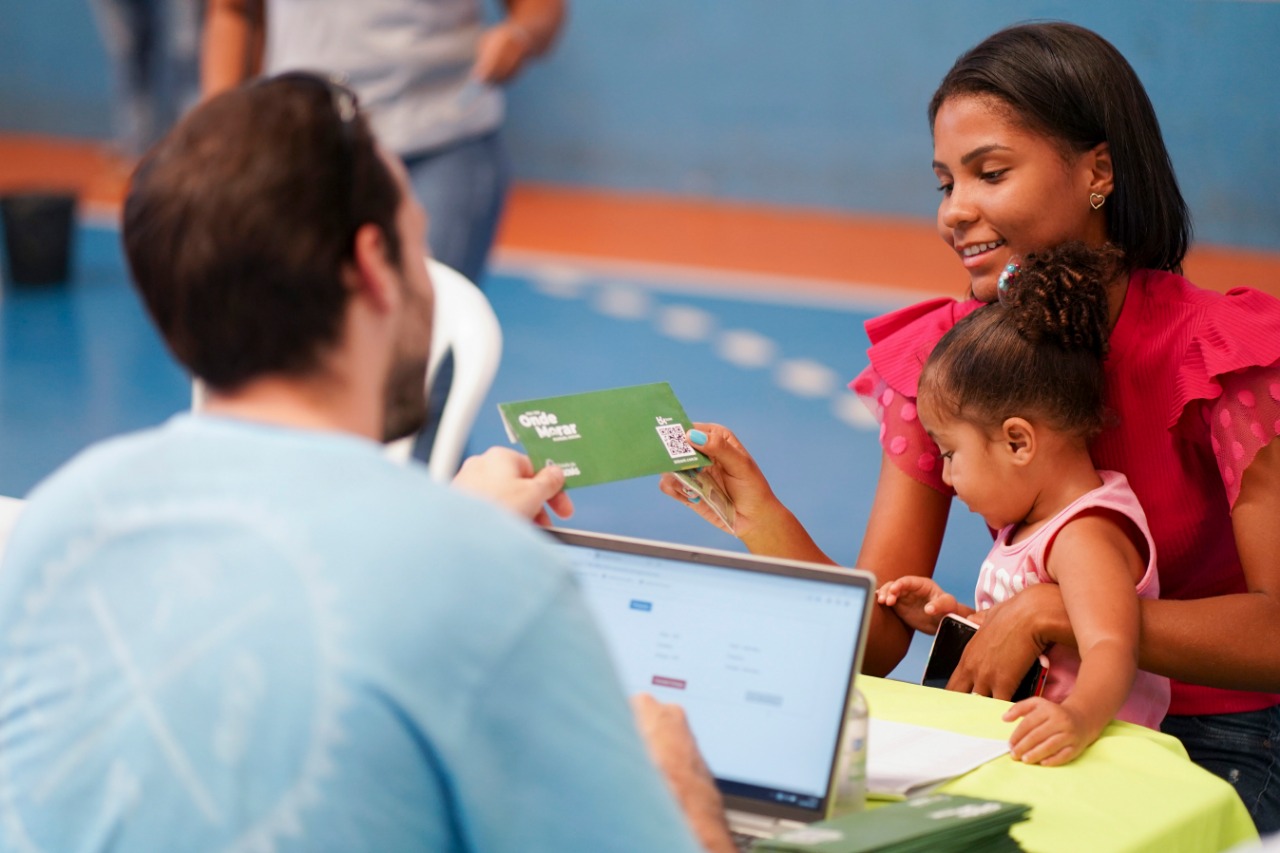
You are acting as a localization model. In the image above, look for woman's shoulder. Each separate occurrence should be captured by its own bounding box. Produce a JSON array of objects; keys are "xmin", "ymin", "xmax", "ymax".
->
[
  {"xmin": 863, "ymin": 296, "xmax": 985, "ymax": 396},
  {"xmin": 1138, "ymin": 269, "xmax": 1280, "ymax": 368},
  {"xmin": 1140, "ymin": 268, "xmax": 1280, "ymax": 330},
  {"xmin": 1131, "ymin": 268, "xmax": 1280, "ymax": 429},
  {"xmin": 865, "ymin": 296, "xmax": 983, "ymax": 344}
]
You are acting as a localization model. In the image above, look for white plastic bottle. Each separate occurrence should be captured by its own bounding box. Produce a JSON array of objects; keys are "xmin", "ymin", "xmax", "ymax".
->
[{"xmin": 832, "ymin": 686, "xmax": 868, "ymax": 815}]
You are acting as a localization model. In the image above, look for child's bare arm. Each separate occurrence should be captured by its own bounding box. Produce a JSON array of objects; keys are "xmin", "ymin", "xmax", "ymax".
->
[
  {"xmin": 876, "ymin": 576, "xmax": 974, "ymax": 635},
  {"xmin": 1004, "ymin": 510, "xmax": 1144, "ymax": 765}
]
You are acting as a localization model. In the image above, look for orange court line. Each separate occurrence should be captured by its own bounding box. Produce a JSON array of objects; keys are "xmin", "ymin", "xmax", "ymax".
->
[
  {"xmin": 0, "ymin": 135, "xmax": 132, "ymax": 216},
  {"xmin": 3, "ymin": 133, "xmax": 1278, "ymax": 298},
  {"xmin": 497, "ymin": 183, "xmax": 964, "ymax": 295},
  {"xmin": 498, "ymin": 183, "xmax": 1280, "ymax": 298}
]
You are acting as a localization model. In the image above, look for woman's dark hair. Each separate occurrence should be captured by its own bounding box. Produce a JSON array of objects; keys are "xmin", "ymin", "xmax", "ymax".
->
[
  {"xmin": 123, "ymin": 72, "xmax": 403, "ymax": 391},
  {"xmin": 929, "ymin": 22, "xmax": 1190, "ymax": 274},
  {"xmin": 920, "ymin": 242, "xmax": 1124, "ymax": 439}
]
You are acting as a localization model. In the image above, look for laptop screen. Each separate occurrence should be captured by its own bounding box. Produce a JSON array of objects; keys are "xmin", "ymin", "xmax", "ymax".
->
[{"xmin": 546, "ymin": 529, "xmax": 873, "ymax": 822}]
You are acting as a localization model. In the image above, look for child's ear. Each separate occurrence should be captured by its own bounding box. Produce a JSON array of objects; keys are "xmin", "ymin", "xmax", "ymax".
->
[{"xmin": 1001, "ymin": 417, "xmax": 1036, "ymax": 465}]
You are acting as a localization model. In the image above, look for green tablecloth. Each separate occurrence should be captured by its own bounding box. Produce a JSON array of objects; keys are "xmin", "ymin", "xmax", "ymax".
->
[{"xmin": 861, "ymin": 676, "xmax": 1259, "ymax": 853}]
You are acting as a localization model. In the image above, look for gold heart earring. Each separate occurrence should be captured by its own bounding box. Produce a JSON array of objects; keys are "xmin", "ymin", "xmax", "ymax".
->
[{"xmin": 1089, "ymin": 192, "xmax": 1106, "ymax": 210}]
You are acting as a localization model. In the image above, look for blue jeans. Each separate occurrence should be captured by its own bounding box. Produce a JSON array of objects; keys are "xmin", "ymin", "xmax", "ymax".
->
[
  {"xmin": 403, "ymin": 130, "xmax": 509, "ymax": 286},
  {"xmin": 1162, "ymin": 706, "xmax": 1280, "ymax": 835},
  {"xmin": 405, "ymin": 131, "xmax": 509, "ymax": 469},
  {"xmin": 89, "ymin": 0, "xmax": 202, "ymax": 156}
]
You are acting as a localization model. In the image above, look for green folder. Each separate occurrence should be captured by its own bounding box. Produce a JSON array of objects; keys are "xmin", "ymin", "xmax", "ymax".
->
[{"xmin": 753, "ymin": 794, "xmax": 1030, "ymax": 853}]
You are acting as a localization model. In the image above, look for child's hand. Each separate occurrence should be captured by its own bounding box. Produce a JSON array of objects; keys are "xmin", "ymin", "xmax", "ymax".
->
[
  {"xmin": 875, "ymin": 576, "xmax": 959, "ymax": 634},
  {"xmin": 1002, "ymin": 698, "xmax": 1097, "ymax": 766}
]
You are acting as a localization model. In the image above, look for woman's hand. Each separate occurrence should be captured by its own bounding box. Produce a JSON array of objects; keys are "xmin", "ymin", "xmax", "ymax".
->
[
  {"xmin": 658, "ymin": 423, "xmax": 829, "ymax": 561},
  {"xmin": 947, "ymin": 583, "xmax": 1071, "ymax": 699},
  {"xmin": 658, "ymin": 423, "xmax": 775, "ymax": 537}
]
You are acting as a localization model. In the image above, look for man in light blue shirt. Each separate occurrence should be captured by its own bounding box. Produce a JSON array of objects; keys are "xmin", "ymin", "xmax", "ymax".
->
[{"xmin": 0, "ymin": 73, "xmax": 733, "ymax": 853}]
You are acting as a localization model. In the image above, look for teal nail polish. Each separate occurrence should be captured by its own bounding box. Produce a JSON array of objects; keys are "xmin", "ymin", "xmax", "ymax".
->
[{"xmin": 689, "ymin": 429, "xmax": 707, "ymax": 446}]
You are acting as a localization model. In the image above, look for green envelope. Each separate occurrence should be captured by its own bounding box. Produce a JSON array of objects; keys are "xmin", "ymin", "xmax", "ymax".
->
[
  {"xmin": 754, "ymin": 793, "xmax": 1030, "ymax": 853},
  {"xmin": 498, "ymin": 381, "xmax": 709, "ymax": 488},
  {"xmin": 498, "ymin": 381, "xmax": 736, "ymax": 528}
]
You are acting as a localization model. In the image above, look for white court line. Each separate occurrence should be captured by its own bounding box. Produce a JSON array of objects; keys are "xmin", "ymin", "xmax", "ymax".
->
[
  {"xmin": 491, "ymin": 250, "xmax": 885, "ymax": 429},
  {"xmin": 492, "ymin": 247, "xmax": 951, "ymax": 310}
]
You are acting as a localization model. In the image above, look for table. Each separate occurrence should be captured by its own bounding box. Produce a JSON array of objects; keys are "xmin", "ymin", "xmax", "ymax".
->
[{"xmin": 862, "ymin": 676, "xmax": 1258, "ymax": 853}]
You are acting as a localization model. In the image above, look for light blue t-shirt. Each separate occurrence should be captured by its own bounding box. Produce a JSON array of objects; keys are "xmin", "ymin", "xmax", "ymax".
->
[{"xmin": 0, "ymin": 415, "xmax": 701, "ymax": 852}]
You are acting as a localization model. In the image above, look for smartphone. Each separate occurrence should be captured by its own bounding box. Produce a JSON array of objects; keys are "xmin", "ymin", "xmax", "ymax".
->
[{"xmin": 921, "ymin": 613, "xmax": 1049, "ymax": 701}]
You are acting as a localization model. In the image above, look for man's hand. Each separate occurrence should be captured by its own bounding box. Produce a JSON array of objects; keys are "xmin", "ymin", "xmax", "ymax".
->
[
  {"xmin": 631, "ymin": 695, "xmax": 735, "ymax": 853},
  {"xmin": 875, "ymin": 576, "xmax": 962, "ymax": 635},
  {"xmin": 452, "ymin": 448, "xmax": 573, "ymax": 526},
  {"xmin": 1003, "ymin": 697, "xmax": 1097, "ymax": 766}
]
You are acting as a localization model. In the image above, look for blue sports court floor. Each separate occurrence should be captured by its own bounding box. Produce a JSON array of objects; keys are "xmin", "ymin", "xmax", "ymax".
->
[{"xmin": 0, "ymin": 223, "xmax": 997, "ymax": 681}]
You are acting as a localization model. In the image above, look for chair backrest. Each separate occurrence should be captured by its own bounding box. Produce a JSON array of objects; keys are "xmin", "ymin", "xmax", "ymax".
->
[
  {"xmin": 385, "ymin": 257, "xmax": 503, "ymax": 481},
  {"xmin": 0, "ymin": 495, "xmax": 25, "ymax": 561},
  {"xmin": 192, "ymin": 258, "xmax": 502, "ymax": 482}
]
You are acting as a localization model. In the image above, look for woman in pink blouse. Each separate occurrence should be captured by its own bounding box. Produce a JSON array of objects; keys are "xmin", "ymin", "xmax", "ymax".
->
[{"xmin": 662, "ymin": 22, "xmax": 1280, "ymax": 832}]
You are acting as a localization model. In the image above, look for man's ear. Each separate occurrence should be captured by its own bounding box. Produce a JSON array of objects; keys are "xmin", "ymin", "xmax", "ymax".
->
[
  {"xmin": 1087, "ymin": 142, "xmax": 1114, "ymax": 198},
  {"xmin": 349, "ymin": 222, "xmax": 399, "ymax": 313},
  {"xmin": 1001, "ymin": 416, "xmax": 1036, "ymax": 465}
]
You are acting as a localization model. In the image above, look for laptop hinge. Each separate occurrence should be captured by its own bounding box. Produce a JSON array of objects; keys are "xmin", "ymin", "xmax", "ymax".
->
[{"xmin": 728, "ymin": 810, "xmax": 810, "ymax": 837}]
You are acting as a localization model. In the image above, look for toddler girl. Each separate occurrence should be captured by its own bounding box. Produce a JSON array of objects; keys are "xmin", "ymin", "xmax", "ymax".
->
[{"xmin": 877, "ymin": 242, "xmax": 1170, "ymax": 766}]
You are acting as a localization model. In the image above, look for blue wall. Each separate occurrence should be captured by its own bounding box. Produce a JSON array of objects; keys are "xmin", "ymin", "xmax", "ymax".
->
[
  {"xmin": 0, "ymin": 0, "xmax": 114, "ymax": 137},
  {"xmin": 3, "ymin": 2, "xmax": 1278, "ymax": 250}
]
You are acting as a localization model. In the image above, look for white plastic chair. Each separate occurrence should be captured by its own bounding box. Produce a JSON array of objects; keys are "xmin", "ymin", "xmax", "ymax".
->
[
  {"xmin": 384, "ymin": 257, "xmax": 503, "ymax": 481},
  {"xmin": 0, "ymin": 495, "xmax": 24, "ymax": 561},
  {"xmin": 193, "ymin": 258, "xmax": 501, "ymax": 482}
]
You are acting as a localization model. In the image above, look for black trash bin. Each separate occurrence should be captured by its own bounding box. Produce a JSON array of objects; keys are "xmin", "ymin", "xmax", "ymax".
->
[{"xmin": 1, "ymin": 191, "xmax": 78, "ymax": 285}]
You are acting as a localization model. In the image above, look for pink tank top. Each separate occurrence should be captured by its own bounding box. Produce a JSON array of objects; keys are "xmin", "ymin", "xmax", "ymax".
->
[{"xmin": 976, "ymin": 471, "xmax": 1171, "ymax": 729}]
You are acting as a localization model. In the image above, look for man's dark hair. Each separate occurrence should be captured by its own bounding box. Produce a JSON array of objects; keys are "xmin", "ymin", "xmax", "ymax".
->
[
  {"xmin": 929, "ymin": 22, "xmax": 1190, "ymax": 274},
  {"xmin": 123, "ymin": 73, "xmax": 403, "ymax": 390}
]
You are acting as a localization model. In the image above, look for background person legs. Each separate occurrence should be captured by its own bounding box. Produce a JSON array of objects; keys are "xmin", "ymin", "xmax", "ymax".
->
[
  {"xmin": 408, "ymin": 130, "xmax": 511, "ymax": 468},
  {"xmin": 90, "ymin": 0, "xmax": 203, "ymax": 159}
]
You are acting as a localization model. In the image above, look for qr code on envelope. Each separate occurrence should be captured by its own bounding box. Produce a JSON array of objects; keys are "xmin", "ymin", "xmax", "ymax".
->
[{"xmin": 656, "ymin": 423, "xmax": 695, "ymax": 460}]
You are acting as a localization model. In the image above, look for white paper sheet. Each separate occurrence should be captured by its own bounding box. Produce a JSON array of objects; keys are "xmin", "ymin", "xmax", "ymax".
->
[{"xmin": 866, "ymin": 718, "xmax": 1010, "ymax": 799}]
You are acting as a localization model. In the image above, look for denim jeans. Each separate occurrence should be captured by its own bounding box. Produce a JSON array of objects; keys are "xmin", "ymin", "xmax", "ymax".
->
[
  {"xmin": 89, "ymin": 0, "xmax": 202, "ymax": 156},
  {"xmin": 404, "ymin": 130, "xmax": 509, "ymax": 286},
  {"xmin": 1162, "ymin": 706, "xmax": 1280, "ymax": 835},
  {"xmin": 406, "ymin": 131, "xmax": 509, "ymax": 470}
]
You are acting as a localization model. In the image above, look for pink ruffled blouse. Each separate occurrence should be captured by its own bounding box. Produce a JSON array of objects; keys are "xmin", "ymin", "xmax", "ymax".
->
[{"xmin": 852, "ymin": 269, "xmax": 1280, "ymax": 717}]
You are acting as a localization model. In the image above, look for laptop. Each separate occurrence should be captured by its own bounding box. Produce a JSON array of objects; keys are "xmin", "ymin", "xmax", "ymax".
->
[{"xmin": 545, "ymin": 528, "xmax": 875, "ymax": 846}]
